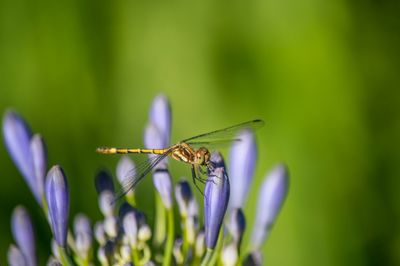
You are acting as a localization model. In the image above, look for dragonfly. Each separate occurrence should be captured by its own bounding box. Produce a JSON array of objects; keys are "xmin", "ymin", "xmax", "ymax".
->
[{"xmin": 96, "ymin": 119, "xmax": 264, "ymax": 199}]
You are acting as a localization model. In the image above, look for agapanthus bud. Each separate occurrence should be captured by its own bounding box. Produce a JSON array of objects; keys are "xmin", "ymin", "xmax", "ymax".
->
[
  {"xmin": 116, "ymin": 155, "xmax": 135, "ymax": 187},
  {"xmin": 99, "ymin": 190, "xmax": 115, "ymax": 217},
  {"xmin": 95, "ymin": 170, "xmax": 115, "ymax": 194},
  {"xmin": 103, "ymin": 215, "xmax": 118, "ymax": 238},
  {"xmin": 228, "ymin": 129, "xmax": 257, "ymax": 210},
  {"xmin": 94, "ymin": 221, "xmax": 106, "ymax": 245},
  {"xmin": 173, "ymin": 238, "xmax": 184, "ymax": 264},
  {"xmin": 122, "ymin": 212, "xmax": 138, "ymax": 247},
  {"xmin": 138, "ymin": 224, "xmax": 152, "ymax": 242},
  {"xmin": 195, "ymin": 230, "xmax": 205, "ymax": 257},
  {"xmin": 251, "ymin": 164, "xmax": 289, "ymax": 250},
  {"xmin": 152, "ymin": 169, "xmax": 173, "ymax": 209},
  {"xmin": 149, "ymin": 94, "xmax": 171, "ymax": 147},
  {"xmin": 188, "ymin": 197, "xmax": 199, "ymax": 218},
  {"xmin": 11, "ymin": 206, "xmax": 36, "ymax": 266},
  {"xmin": 45, "ymin": 165, "xmax": 69, "ymax": 247},
  {"xmin": 30, "ymin": 134, "xmax": 47, "ymax": 202},
  {"xmin": 175, "ymin": 179, "xmax": 193, "ymax": 217},
  {"xmin": 144, "ymin": 122, "xmax": 168, "ymax": 170},
  {"xmin": 3, "ymin": 110, "xmax": 39, "ymax": 202},
  {"xmin": 243, "ymin": 251, "xmax": 262, "ymax": 266},
  {"xmin": 204, "ymin": 152, "xmax": 230, "ymax": 249},
  {"xmin": 73, "ymin": 214, "xmax": 92, "ymax": 259},
  {"xmin": 8, "ymin": 244, "xmax": 27, "ymax": 266},
  {"xmin": 228, "ymin": 208, "xmax": 246, "ymax": 245},
  {"xmin": 221, "ymin": 242, "xmax": 238, "ymax": 266}
]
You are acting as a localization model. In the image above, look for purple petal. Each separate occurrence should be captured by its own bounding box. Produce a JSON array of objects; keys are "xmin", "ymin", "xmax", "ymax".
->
[
  {"xmin": 204, "ymin": 152, "xmax": 230, "ymax": 249},
  {"xmin": 30, "ymin": 134, "xmax": 47, "ymax": 203},
  {"xmin": 8, "ymin": 245, "xmax": 28, "ymax": 266},
  {"xmin": 149, "ymin": 94, "xmax": 171, "ymax": 147},
  {"xmin": 175, "ymin": 179, "xmax": 193, "ymax": 217},
  {"xmin": 116, "ymin": 155, "xmax": 135, "ymax": 186},
  {"xmin": 3, "ymin": 110, "xmax": 39, "ymax": 202},
  {"xmin": 152, "ymin": 169, "xmax": 173, "ymax": 209},
  {"xmin": 73, "ymin": 214, "xmax": 92, "ymax": 257},
  {"xmin": 122, "ymin": 211, "xmax": 138, "ymax": 246},
  {"xmin": 45, "ymin": 165, "xmax": 70, "ymax": 247},
  {"xmin": 11, "ymin": 206, "xmax": 36, "ymax": 266},
  {"xmin": 144, "ymin": 123, "xmax": 168, "ymax": 170},
  {"xmin": 228, "ymin": 208, "xmax": 246, "ymax": 245},
  {"xmin": 94, "ymin": 170, "xmax": 115, "ymax": 194},
  {"xmin": 251, "ymin": 164, "xmax": 289, "ymax": 249},
  {"xmin": 228, "ymin": 129, "xmax": 257, "ymax": 210}
]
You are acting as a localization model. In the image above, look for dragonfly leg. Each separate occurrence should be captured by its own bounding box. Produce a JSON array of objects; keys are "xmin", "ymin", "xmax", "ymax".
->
[{"xmin": 191, "ymin": 166, "xmax": 204, "ymax": 196}]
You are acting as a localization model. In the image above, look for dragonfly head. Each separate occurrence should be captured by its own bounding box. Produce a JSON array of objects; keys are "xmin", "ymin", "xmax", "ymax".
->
[{"xmin": 195, "ymin": 147, "xmax": 210, "ymax": 166}]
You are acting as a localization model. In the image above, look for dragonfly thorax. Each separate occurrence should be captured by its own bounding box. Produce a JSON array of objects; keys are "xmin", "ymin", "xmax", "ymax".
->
[{"xmin": 195, "ymin": 147, "xmax": 210, "ymax": 166}]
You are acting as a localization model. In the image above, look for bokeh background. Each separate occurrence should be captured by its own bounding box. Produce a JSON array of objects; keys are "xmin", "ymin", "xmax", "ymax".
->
[{"xmin": 0, "ymin": 0, "xmax": 399, "ymax": 265}]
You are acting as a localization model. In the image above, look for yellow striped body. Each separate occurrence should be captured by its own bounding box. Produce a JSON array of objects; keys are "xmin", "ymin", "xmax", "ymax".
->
[{"xmin": 96, "ymin": 147, "xmax": 168, "ymax": 155}]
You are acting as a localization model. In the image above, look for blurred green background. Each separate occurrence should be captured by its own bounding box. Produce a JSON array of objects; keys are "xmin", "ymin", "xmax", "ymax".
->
[{"xmin": 1, "ymin": 0, "xmax": 399, "ymax": 265}]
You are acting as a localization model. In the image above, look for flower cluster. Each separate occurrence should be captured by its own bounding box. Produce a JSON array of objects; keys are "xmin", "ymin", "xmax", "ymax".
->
[{"xmin": 4, "ymin": 95, "xmax": 289, "ymax": 266}]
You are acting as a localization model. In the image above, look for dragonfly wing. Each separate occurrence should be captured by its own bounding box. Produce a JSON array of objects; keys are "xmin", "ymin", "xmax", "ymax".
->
[
  {"xmin": 185, "ymin": 139, "xmax": 241, "ymax": 149},
  {"xmin": 114, "ymin": 150, "xmax": 172, "ymax": 201},
  {"xmin": 182, "ymin": 119, "xmax": 264, "ymax": 144}
]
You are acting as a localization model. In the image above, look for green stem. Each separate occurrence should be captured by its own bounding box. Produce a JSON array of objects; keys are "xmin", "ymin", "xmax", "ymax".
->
[
  {"xmin": 58, "ymin": 246, "xmax": 75, "ymax": 266},
  {"xmin": 181, "ymin": 216, "xmax": 189, "ymax": 262},
  {"xmin": 209, "ymin": 230, "xmax": 224, "ymax": 266},
  {"xmin": 131, "ymin": 246, "xmax": 140, "ymax": 266},
  {"xmin": 154, "ymin": 194, "xmax": 166, "ymax": 247},
  {"xmin": 162, "ymin": 208, "xmax": 175, "ymax": 266},
  {"xmin": 200, "ymin": 249, "xmax": 214, "ymax": 266},
  {"xmin": 126, "ymin": 191, "xmax": 136, "ymax": 206}
]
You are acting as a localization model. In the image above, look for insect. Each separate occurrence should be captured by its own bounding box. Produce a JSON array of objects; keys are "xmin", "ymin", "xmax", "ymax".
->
[{"xmin": 97, "ymin": 119, "xmax": 264, "ymax": 199}]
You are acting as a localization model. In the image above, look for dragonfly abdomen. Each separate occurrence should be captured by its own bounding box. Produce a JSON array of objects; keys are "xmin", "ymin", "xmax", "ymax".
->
[{"xmin": 96, "ymin": 147, "xmax": 167, "ymax": 155}]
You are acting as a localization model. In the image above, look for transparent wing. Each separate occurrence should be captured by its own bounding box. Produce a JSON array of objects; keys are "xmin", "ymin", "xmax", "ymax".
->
[
  {"xmin": 186, "ymin": 139, "xmax": 241, "ymax": 149},
  {"xmin": 182, "ymin": 119, "xmax": 264, "ymax": 145},
  {"xmin": 114, "ymin": 149, "xmax": 172, "ymax": 201}
]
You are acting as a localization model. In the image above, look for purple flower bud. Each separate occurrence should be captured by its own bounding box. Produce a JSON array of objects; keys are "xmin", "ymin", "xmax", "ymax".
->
[
  {"xmin": 116, "ymin": 155, "xmax": 135, "ymax": 187},
  {"xmin": 122, "ymin": 211, "xmax": 138, "ymax": 247},
  {"xmin": 45, "ymin": 165, "xmax": 70, "ymax": 247},
  {"xmin": 103, "ymin": 215, "xmax": 118, "ymax": 238},
  {"xmin": 251, "ymin": 164, "xmax": 289, "ymax": 250},
  {"xmin": 149, "ymin": 94, "xmax": 171, "ymax": 147},
  {"xmin": 221, "ymin": 242, "xmax": 238, "ymax": 266},
  {"xmin": 175, "ymin": 179, "xmax": 193, "ymax": 217},
  {"xmin": 99, "ymin": 190, "xmax": 115, "ymax": 217},
  {"xmin": 204, "ymin": 152, "xmax": 230, "ymax": 249},
  {"xmin": 228, "ymin": 129, "xmax": 257, "ymax": 210},
  {"xmin": 173, "ymin": 237, "xmax": 184, "ymax": 264},
  {"xmin": 95, "ymin": 170, "xmax": 115, "ymax": 194},
  {"xmin": 94, "ymin": 222, "xmax": 106, "ymax": 245},
  {"xmin": 152, "ymin": 169, "xmax": 173, "ymax": 209},
  {"xmin": 144, "ymin": 123, "xmax": 168, "ymax": 170},
  {"xmin": 11, "ymin": 206, "xmax": 36, "ymax": 266},
  {"xmin": 195, "ymin": 230, "xmax": 205, "ymax": 257},
  {"xmin": 30, "ymin": 134, "xmax": 47, "ymax": 203},
  {"xmin": 8, "ymin": 244, "xmax": 27, "ymax": 266},
  {"xmin": 2, "ymin": 110, "xmax": 39, "ymax": 202},
  {"xmin": 228, "ymin": 208, "xmax": 246, "ymax": 245},
  {"xmin": 73, "ymin": 214, "xmax": 92, "ymax": 259}
]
